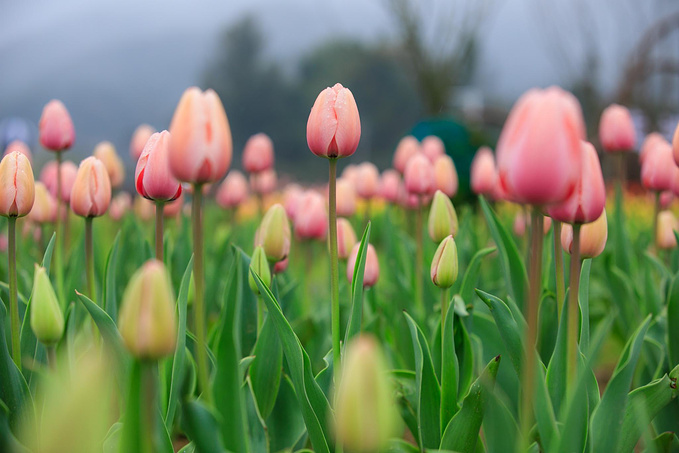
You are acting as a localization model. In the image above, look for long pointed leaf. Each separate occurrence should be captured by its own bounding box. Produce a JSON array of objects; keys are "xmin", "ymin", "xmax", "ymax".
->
[{"xmin": 344, "ymin": 223, "xmax": 371, "ymax": 348}]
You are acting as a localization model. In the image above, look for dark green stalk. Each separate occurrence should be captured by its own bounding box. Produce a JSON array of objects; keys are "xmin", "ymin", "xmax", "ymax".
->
[
  {"xmin": 8, "ymin": 217, "xmax": 20, "ymax": 369},
  {"xmin": 192, "ymin": 185, "xmax": 210, "ymax": 403},
  {"xmin": 155, "ymin": 201, "xmax": 164, "ymax": 262},
  {"xmin": 567, "ymin": 223, "xmax": 582, "ymax": 392}
]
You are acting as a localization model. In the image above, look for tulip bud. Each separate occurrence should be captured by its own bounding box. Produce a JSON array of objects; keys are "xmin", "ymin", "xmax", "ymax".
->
[
  {"xmin": 642, "ymin": 139, "xmax": 678, "ymax": 193},
  {"xmin": 347, "ymin": 243, "xmax": 379, "ymax": 288},
  {"xmin": 336, "ymin": 178, "xmax": 357, "ymax": 217},
  {"xmin": 393, "ymin": 136, "xmax": 420, "ymax": 174},
  {"xmin": 255, "ymin": 204, "xmax": 291, "ymax": 262},
  {"xmin": 0, "ymin": 151, "xmax": 35, "ymax": 217},
  {"xmin": 135, "ymin": 131, "xmax": 182, "ymax": 202},
  {"xmin": 656, "ymin": 210, "xmax": 678, "ymax": 250},
  {"xmin": 70, "ymin": 157, "xmax": 112, "ymax": 218},
  {"xmin": 379, "ymin": 169, "xmax": 400, "ymax": 203},
  {"xmin": 242, "ymin": 133, "xmax": 274, "ymax": 173},
  {"xmin": 334, "ymin": 335, "xmax": 400, "ymax": 453},
  {"xmin": 356, "ymin": 162, "xmax": 379, "ymax": 200},
  {"xmin": 273, "ymin": 257, "xmax": 288, "ymax": 274},
  {"xmin": 40, "ymin": 160, "xmax": 78, "ymax": 203},
  {"xmin": 641, "ymin": 132, "xmax": 665, "ymax": 165},
  {"xmin": 342, "ymin": 164, "xmax": 360, "ymax": 186},
  {"xmin": 109, "ymin": 192, "xmax": 132, "ymax": 221},
  {"xmin": 307, "ymin": 83, "xmax": 361, "ymax": 159},
  {"xmin": 470, "ymin": 146, "xmax": 498, "ymax": 196},
  {"xmin": 337, "ymin": 218, "xmax": 357, "ymax": 260},
  {"xmin": 561, "ymin": 210, "xmax": 608, "ymax": 258},
  {"xmin": 130, "ymin": 124, "xmax": 156, "ymax": 161},
  {"xmin": 428, "ymin": 190, "xmax": 458, "ymax": 242},
  {"xmin": 404, "ymin": 153, "xmax": 434, "ymax": 196},
  {"xmin": 433, "ymin": 154, "xmax": 458, "ymax": 197},
  {"xmin": 496, "ymin": 86, "xmax": 585, "ymax": 205},
  {"xmin": 216, "ymin": 170, "xmax": 249, "ymax": 209},
  {"xmin": 431, "ymin": 235, "xmax": 458, "ymax": 288},
  {"xmin": 599, "ymin": 104, "xmax": 636, "ymax": 153},
  {"xmin": 93, "ymin": 141, "xmax": 125, "ymax": 188},
  {"xmin": 248, "ymin": 246, "xmax": 272, "ymax": 295},
  {"xmin": 294, "ymin": 191, "xmax": 328, "ymax": 241},
  {"xmin": 4, "ymin": 140, "xmax": 32, "ymax": 163},
  {"xmin": 250, "ymin": 168, "xmax": 277, "ymax": 195},
  {"xmin": 118, "ymin": 260, "xmax": 177, "ymax": 360},
  {"xmin": 29, "ymin": 182, "xmax": 57, "ymax": 223},
  {"xmin": 168, "ymin": 87, "xmax": 233, "ymax": 184},
  {"xmin": 39, "ymin": 100, "xmax": 75, "ymax": 152},
  {"xmin": 30, "ymin": 264, "xmax": 64, "ymax": 345},
  {"xmin": 421, "ymin": 135, "xmax": 445, "ymax": 163},
  {"xmin": 283, "ymin": 184, "xmax": 303, "ymax": 221}
]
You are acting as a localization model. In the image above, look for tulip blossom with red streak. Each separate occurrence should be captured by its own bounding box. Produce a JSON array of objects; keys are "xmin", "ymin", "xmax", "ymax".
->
[
  {"xmin": 0, "ymin": 151, "xmax": 35, "ymax": 217},
  {"xmin": 135, "ymin": 131, "xmax": 182, "ymax": 202},
  {"xmin": 70, "ymin": 157, "xmax": 112, "ymax": 218},
  {"xmin": 307, "ymin": 83, "xmax": 361, "ymax": 159}
]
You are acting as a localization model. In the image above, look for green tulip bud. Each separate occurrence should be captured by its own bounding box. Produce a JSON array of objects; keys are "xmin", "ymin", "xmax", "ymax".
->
[
  {"xmin": 249, "ymin": 246, "xmax": 272, "ymax": 295},
  {"xmin": 118, "ymin": 260, "xmax": 177, "ymax": 360},
  {"xmin": 255, "ymin": 203, "xmax": 290, "ymax": 262},
  {"xmin": 334, "ymin": 335, "xmax": 400, "ymax": 452},
  {"xmin": 428, "ymin": 190, "xmax": 458, "ymax": 243},
  {"xmin": 30, "ymin": 264, "xmax": 64, "ymax": 346},
  {"xmin": 431, "ymin": 235, "xmax": 458, "ymax": 288}
]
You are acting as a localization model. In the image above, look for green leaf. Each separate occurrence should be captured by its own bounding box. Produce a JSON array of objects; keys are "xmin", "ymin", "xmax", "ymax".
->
[
  {"xmin": 590, "ymin": 315, "xmax": 652, "ymax": 452},
  {"xmin": 103, "ymin": 232, "xmax": 121, "ymax": 322},
  {"xmin": 533, "ymin": 360, "xmax": 559, "ymax": 450},
  {"xmin": 182, "ymin": 399, "xmax": 226, "ymax": 453},
  {"xmin": 440, "ymin": 355, "xmax": 501, "ymax": 452},
  {"xmin": 458, "ymin": 246, "xmax": 496, "ymax": 306},
  {"xmin": 667, "ymin": 273, "xmax": 679, "ymax": 366},
  {"xmin": 344, "ymin": 222, "xmax": 371, "ymax": 348},
  {"xmin": 475, "ymin": 289, "xmax": 524, "ymax": 375},
  {"xmin": 404, "ymin": 312, "xmax": 441, "ymax": 449},
  {"xmin": 455, "ymin": 314, "xmax": 475, "ymax": 400},
  {"xmin": 612, "ymin": 186, "xmax": 632, "ymax": 273},
  {"xmin": 578, "ymin": 259, "xmax": 591, "ymax": 351},
  {"xmin": 252, "ymin": 267, "xmax": 333, "ymax": 453},
  {"xmin": 75, "ymin": 292, "xmax": 127, "ymax": 369},
  {"xmin": 647, "ymin": 431, "xmax": 679, "ymax": 453},
  {"xmin": 385, "ymin": 438, "xmax": 421, "ymax": 453},
  {"xmin": 0, "ymin": 400, "xmax": 29, "ymax": 453},
  {"xmin": 546, "ymin": 292, "xmax": 569, "ymax": 417},
  {"xmin": 483, "ymin": 390, "xmax": 518, "ymax": 453},
  {"xmin": 440, "ymin": 304, "xmax": 459, "ymax": 432},
  {"xmin": 267, "ymin": 376, "xmax": 307, "ymax": 453},
  {"xmin": 553, "ymin": 353, "xmax": 593, "ymax": 453},
  {"xmin": 250, "ymin": 313, "xmax": 283, "ymax": 420}
]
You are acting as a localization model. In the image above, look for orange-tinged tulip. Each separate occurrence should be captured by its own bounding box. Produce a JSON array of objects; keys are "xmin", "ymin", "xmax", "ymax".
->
[
  {"xmin": 0, "ymin": 151, "xmax": 35, "ymax": 217},
  {"xmin": 294, "ymin": 191, "xmax": 327, "ymax": 241},
  {"xmin": 433, "ymin": 155, "xmax": 458, "ymax": 197},
  {"xmin": 93, "ymin": 141, "xmax": 125, "ymax": 188},
  {"xmin": 29, "ymin": 182, "xmax": 57, "ymax": 223},
  {"xmin": 421, "ymin": 135, "xmax": 445, "ymax": 163},
  {"xmin": 4, "ymin": 140, "xmax": 32, "ymax": 164},
  {"xmin": 130, "ymin": 124, "xmax": 156, "ymax": 161},
  {"xmin": 216, "ymin": 170, "xmax": 248, "ymax": 209},
  {"xmin": 70, "ymin": 157, "xmax": 111, "ymax": 218},
  {"xmin": 404, "ymin": 153, "xmax": 434, "ymax": 196},
  {"xmin": 39, "ymin": 100, "xmax": 75, "ymax": 152},
  {"xmin": 168, "ymin": 87, "xmax": 232, "ymax": 184},
  {"xmin": 250, "ymin": 168, "xmax": 277, "ymax": 195},
  {"xmin": 40, "ymin": 160, "xmax": 78, "ymax": 203},
  {"xmin": 336, "ymin": 218, "xmax": 357, "ymax": 260},
  {"xmin": 599, "ymin": 104, "xmax": 636, "ymax": 153},
  {"xmin": 496, "ymin": 86, "xmax": 585, "ymax": 205},
  {"xmin": 656, "ymin": 210, "xmax": 678, "ymax": 250},
  {"xmin": 307, "ymin": 83, "xmax": 361, "ymax": 159},
  {"xmin": 347, "ymin": 243, "xmax": 379, "ymax": 288},
  {"xmin": 561, "ymin": 210, "xmax": 608, "ymax": 258},
  {"xmin": 470, "ymin": 147, "xmax": 497, "ymax": 196},
  {"xmin": 242, "ymin": 133, "xmax": 274, "ymax": 173},
  {"xmin": 135, "ymin": 131, "xmax": 182, "ymax": 202},
  {"xmin": 393, "ymin": 136, "xmax": 419, "ymax": 174},
  {"xmin": 336, "ymin": 178, "xmax": 357, "ymax": 217},
  {"xmin": 641, "ymin": 139, "xmax": 677, "ymax": 193},
  {"xmin": 379, "ymin": 169, "xmax": 400, "ymax": 203},
  {"xmin": 356, "ymin": 162, "xmax": 379, "ymax": 200}
]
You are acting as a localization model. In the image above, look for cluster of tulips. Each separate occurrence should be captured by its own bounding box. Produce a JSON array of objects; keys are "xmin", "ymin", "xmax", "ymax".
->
[{"xmin": 1, "ymin": 78, "xmax": 679, "ymax": 453}]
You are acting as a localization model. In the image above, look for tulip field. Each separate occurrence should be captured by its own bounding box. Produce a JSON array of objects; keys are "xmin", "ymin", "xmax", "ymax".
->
[{"xmin": 1, "ymin": 84, "xmax": 679, "ymax": 453}]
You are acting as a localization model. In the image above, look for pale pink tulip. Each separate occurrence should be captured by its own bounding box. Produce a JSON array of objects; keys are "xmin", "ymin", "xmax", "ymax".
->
[
  {"xmin": 336, "ymin": 218, "xmax": 358, "ymax": 260},
  {"xmin": 39, "ymin": 100, "xmax": 75, "ymax": 152},
  {"xmin": 404, "ymin": 153, "xmax": 434, "ymax": 196},
  {"xmin": 163, "ymin": 192, "xmax": 184, "ymax": 218},
  {"xmin": 393, "ymin": 136, "xmax": 419, "ymax": 174},
  {"xmin": 283, "ymin": 184, "xmax": 304, "ymax": 221},
  {"xmin": 346, "ymin": 243, "xmax": 379, "ymax": 288},
  {"xmin": 656, "ymin": 210, "xmax": 678, "ymax": 250},
  {"xmin": 130, "ymin": 124, "xmax": 156, "ymax": 161},
  {"xmin": 660, "ymin": 191, "xmax": 674, "ymax": 209},
  {"xmin": 470, "ymin": 147, "xmax": 497, "ymax": 196},
  {"xmin": 294, "ymin": 191, "xmax": 328, "ymax": 240},
  {"xmin": 0, "ymin": 151, "xmax": 35, "ymax": 217},
  {"xmin": 109, "ymin": 192, "xmax": 132, "ymax": 221},
  {"xmin": 135, "ymin": 131, "xmax": 182, "ymax": 202},
  {"xmin": 307, "ymin": 83, "xmax": 361, "ymax": 158},
  {"xmin": 641, "ymin": 140, "xmax": 678, "ymax": 193},
  {"xmin": 336, "ymin": 178, "xmax": 357, "ymax": 217},
  {"xmin": 40, "ymin": 161, "xmax": 78, "ymax": 203},
  {"xmin": 599, "ymin": 104, "xmax": 636, "ymax": 153},
  {"xmin": 356, "ymin": 162, "xmax": 379, "ymax": 200},
  {"xmin": 250, "ymin": 169, "xmax": 277, "ymax": 195},
  {"xmin": 70, "ymin": 157, "xmax": 111, "ymax": 218},
  {"xmin": 29, "ymin": 182, "xmax": 57, "ymax": 223},
  {"xmin": 93, "ymin": 141, "xmax": 125, "ymax": 188},
  {"xmin": 341, "ymin": 164, "xmax": 360, "ymax": 186},
  {"xmin": 242, "ymin": 133, "xmax": 274, "ymax": 173},
  {"xmin": 421, "ymin": 136, "xmax": 445, "ymax": 163},
  {"xmin": 216, "ymin": 170, "xmax": 248, "ymax": 209},
  {"xmin": 640, "ymin": 132, "xmax": 665, "ymax": 165},
  {"xmin": 433, "ymin": 155, "xmax": 458, "ymax": 197},
  {"xmin": 4, "ymin": 140, "xmax": 32, "ymax": 164},
  {"xmin": 379, "ymin": 169, "xmax": 400, "ymax": 203}
]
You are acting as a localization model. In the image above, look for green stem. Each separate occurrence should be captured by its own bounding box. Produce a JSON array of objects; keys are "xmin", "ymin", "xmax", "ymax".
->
[
  {"xmin": 415, "ymin": 199, "xmax": 424, "ymax": 320},
  {"xmin": 553, "ymin": 221, "xmax": 565, "ymax": 318},
  {"xmin": 567, "ymin": 223, "xmax": 582, "ymax": 393},
  {"xmin": 85, "ymin": 217, "xmax": 95, "ymax": 304},
  {"xmin": 8, "ymin": 217, "xmax": 20, "ymax": 370},
  {"xmin": 440, "ymin": 288, "xmax": 449, "ymax": 331},
  {"xmin": 155, "ymin": 201, "xmax": 164, "ymax": 262},
  {"xmin": 141, "ymin": 361, "xmax": 158, "ymax": 453},
  {"xmin": 55, "ymin": 151, "xmax": 65, "ymax": 309},
  {"xmin": 653, "ymin": 192, "xmax": 660, "ymax": 253},
  {"xmin": 47, "ymin": 345, "xmax": 57, "ymax": 371},
  {"xmin": 257, "ymin": 295, "xmax": 265, "ymax": 335},
  {"xmin": 192, "ymin": 185, "xmax": 210, "ymax": 403},
  {"xmin": 520, "ymin": 210, "xmax": 543, "ymax": 448},
  {"xmin": 328, "ymin": 159, "xmax": 341, "ymax": 389}
]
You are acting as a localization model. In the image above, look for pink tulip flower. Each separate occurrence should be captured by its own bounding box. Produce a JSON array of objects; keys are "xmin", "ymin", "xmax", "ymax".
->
[
  {"xmin": 40, "ymin": 160, "xmax": 78, "ymax": 203},
  {"xmin": 216, "ymin": 170, "xmax": 248, "ymax": 209},
  {"xmin": 599, "ymin": 104, "xmax": 636, "ymax": 153},
  {"xmin": 242, "ymin": 133, "xmax": 274, "ymax": 173},
  {"xmin": 250, "ymin": 168, "xmax": 277, "ymax": 195},
  {"xmin": 433, "ymin": 154, "xmax": 458, "ymax": 197},
  {"xmin": 404, "ymin": 153, "xmax": 434, "ymax": 197},
  {"xmin": 294, "ymin": 191, "xmax": 328, "ymax": 240},
  {"xmin": 393, "ymin": 136, "xmax": 419, "ymax": 174},
  {"xmin": 93, "ymin": 141, "xmax": 125, "ymax": 188},
  {"xmin": 641, "ymin": 139, "xmax": 677, "ymax": 193},
  {"xmin": 640, "ymin": 132, "xmax": 665, "ymax": 165},
  {"xmin": 0, "ymin": 151, "xmax": 35, "ymax": 217},
  {"xmin": 39, "ymin": 100, "xmax": 75, "ymax": 152},
  {"xmin": 470, "ymin": 147, "xmax": 498, "ymax": 196},
  {"xmin": 130, "ymin": 124, "xmax": 156, "ymax": 161},
  {"xmin": 336, "ymin": 178, "xmax": 357, "ymax": 217},
  {"xmin": 561, "ymin": 210, "xmax": 608, "ymax": 258},
  {"xmin": 4, "ymin": 140, "xmax": 32, "ymax": 164},
  {"xmin": 356, "ymin": 162, "xmax": 379, "ymax": 200},
  {"xmin": 135, "ymin": 131, "xmax": 182, "ymax": 202},
  {"xmin": 346, "ymin": 243, "xmax": 379, "ymax": 288},
  {"xmin": 379, "ymin": 169, "xmax": 401, "ymax": 203},
  {"xmin": 307, "ymin": 83, "xmax": 361, "ymax": 159},
  {"xmin": 421, "ymin": 136, "xmax": 445, "ymax": 163},
  {"xmin": 70, "ymin": 157, "xmax": 112, "ymax": 218}
]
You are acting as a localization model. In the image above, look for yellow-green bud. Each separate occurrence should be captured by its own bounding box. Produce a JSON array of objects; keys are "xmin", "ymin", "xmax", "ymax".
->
[
  {"xmin": 118, "ymin": 260, "xmax": 177, "ymax": 360},
  {"xmin": 334, "ymin": 335, "xmax": 400, "ymax": 453},
  {"xmin": 431, "ymin": 235, "xmax": 458, "ymax": 288},
  {"xmin": 428, "ymin": 190, "xmax": 458, "ymax": 242},
  {"xmin": 249, "ymin": 246, "xmax": 272, "ymax": 295},
  {"xmin": 255, "ymin": 203, "xmax": 290, "ymax": 262},
  {"xmin": 30, "ymin": 264, "xmax": 64, "ymax": 346}
]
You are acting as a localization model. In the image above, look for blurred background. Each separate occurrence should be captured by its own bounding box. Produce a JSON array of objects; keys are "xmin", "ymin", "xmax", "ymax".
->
[{"xmin": 0, "ymin": 0, "xmax": 677, "ymax": 185}]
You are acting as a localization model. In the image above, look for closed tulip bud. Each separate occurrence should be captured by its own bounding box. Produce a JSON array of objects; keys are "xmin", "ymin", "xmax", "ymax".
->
[
  {"xmin": 656, "ymin": 210, "xmax": 678, "ymax": 250},
  {"xmin": 433, "ymin": 154, "xmax": 458, "ymax": 197},
  {"xmin": 30, "ymin": 264, "xmax": 64, "ymax": 345},
  {"xmin": 273, "ymin": 257, "xmax": 289, "ymax": 274},
  {"xmin": 29, "ymin": 182, "xmax": 57, "ymax": 223},
  {"xmin": 256, "ymin": 204, "xmax": 291, "ymax": 262},
  {"xmin": 168, "ymin": 87, "xmax": 233, "ymax": 184},
  {"xmin": 548, "ymin": 141, "xmax": 606, "ymax": 224},
  {"xmin": 307, "ymin": 83, "xmax": 361, "ymax": 158},
  {"xmin": 135, "ymin": 131, "xmax": 182, "ymax": 202},
  {"xmin": 242, "ymin": 133, "xmax": 274, "ymax": 173},
  {"xmin": 163, "ymin": 192, "xmax": 184, "ymax": 218},
  {"xmin": 599, "ymin": 104, "xmax": 636, "ymax": 153},
  {"xmin": 294, "ymin": 191, "xmax": 328, "ymax": 241},
  {"xmin": 393, "ymin": 136, "xmax": 420, "ymax": 174},
  {"xmin": 342, "ymin": 164, "xmax": 360, "ymax": 186},
  {"xmin": 421, "ymin": 135, "xmax": 445, "ymax": 163},
  {"xmin": 130, "ymin": 124, "xmax": 156, "ymax": 161},
  {"xmin": 109, "ymin": 192, "xmax": 132, "ymax": 221},
  {"xmin": 70, "ymin": 157, "xmax": 112, "ymax": 218},
  {"xmin": 118, "ymin": 260, "xmax": 177, "ymax": 360},
  {"xmin": 641, "ymin": 132, "xmax": 665, "ymax": 165},
  {"xmin": 355, "ymin": 162, "xmax": 380, "ymax": 200},
  {"xmin": 347, "ymin": 243, "xmax": 379, "ymax": 287},
  {"xmin": 283, "ymin": 184, "xmax": 303, "ymax": 221},
  {"xmin": 39, "ymin": 100, "xmax": 75, "ymax": 152},
  {"xmin": 4, "ymin": 140, "xmax": 32, "ymax": 163},
  {"xmin": 431, "ymin": 235, "xmax": 458, "ymax": 288},
  {"xmin": 334, "ymin": 336, "xmax": 400, "ymax": 453},
  {"xmin": 248, "ymin": 246, "xmax": 272, "ymax": 295},
  {"xmin": 336, "ymin": 178, "xmax": 357, "ymax": 217},
  {"xmin": 404, "ymin": 153, "xmax": 434, "ymax": 196},
  {"xmin": 0, "ymin": 151, "xmax": 35, "ymax": 217},
  {"xmin": 470, "ymin": 147, "xmax": 498, "ymax": 196},
  {"xmin": 92, "ymin": 143, "xmax": 124, "ymax": 189},
  {"xmin": 379, "ymin": 169, "xmax": 400, "ymax": 203},
  {"xmin": 250, "ymin": 168, "xmax": 277, "ymax": 195},
  {"xmin": 337, "ymin": 218, "xmax": 357, "ymax": 260},
  {"xmin": 642, "ymin": 140, "xmax": 678, "ymax": 193},
  {"xmin": 561, "ymin": 209, "xmax": 608, "ymax": 258},
  {"xmin": 40, "ymin": 160, "xmax": 78, "ymax": 203},
  {"xmin": 496, "ymin": 86, "xmax": 585, "ymax": 205},
  {"xmin": 428, "ymin": 190, "xmax": 458, "ymax": 242},
  {"xmin": 216, "ymin": 170, "xmax": 248, "ymax": 209}
]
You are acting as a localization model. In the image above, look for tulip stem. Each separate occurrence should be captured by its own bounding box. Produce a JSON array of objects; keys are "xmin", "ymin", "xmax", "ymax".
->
[
  {"xmin": 414, "ymin": 199, "xmax": 424, "ymax": 320},
  {"xmin": 257, "ymin": 295, "xmax": 265, "ymax": 335},
  {"xmin": 47, "ymin": 345, "xmax": 57, "ymax": 370},
  {"xmin": 440, "ymin": 288, "xmax": 448, "ymax": 349},
  {"xmin": 520, "ymin": 210, "xmax": 543, "ymax": 449},
  {"xmin": 8, "ymin": 217, "xmax": 21, "ymax": 370},
  {"xmin": 553, "ymin": 221, "xmax": 565, "ymax": 319},
  {"xmin": 141, "ymin": 361, "xmax": 158, "ymax": 453},
  {"xmin": 85, "ymin": 217, "xmax": 95, "ymax": 304},
  {"xmin": 328, "ymin": 159, "xmax": 341, "ymax": 389},
  {"xmin": 567, "ymin": 223, "xmax": 581, "ymax": 393},
  {"xmin": 653, "ymin": 192, "xmax": 660, "ymax": 253},
  {"xmin": 155, "ymin": 201, "xmax": 164, "ymax": 262},
  {"xmin": 192, "ymin": 185, "xmax": 210, "ymax": 404},
  {"xmin": 55, "ymin": 151, "xmax": 65, "ymax": 309}
]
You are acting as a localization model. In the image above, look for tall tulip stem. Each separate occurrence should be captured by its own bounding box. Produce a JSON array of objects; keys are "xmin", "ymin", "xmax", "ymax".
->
[
  {"xmin": 328, "ymin": 159, "xmax": 341, "ymax": 387},
  {"xmin": 567, "ymin": 223, "xmax": 582, "ymax": 392},
  {"xmin": 192, "ymin": 185, "xmax": 210, "ymax": 403},
  {"xmin": 653, "ymin": 192, "xmax": 660, "ymax": 252},
  {"xmin": 55, "ymin": 151, "xmax": 65, "ymax": 308},
  {"xmin": 8, "ymin": 217, "xmax": 20, "ymax": 370},
  {"xmin": 415, "ymin": 199, "xmax": 424, "ymax": 320},
  {"xmin": 85, "ymin": 217, "xmax": 95, "ymax": 304},
  {"xmin": 553, "ymin": 221, "xmax": 565, "ymax": 318},
  {"xmin": 155, "ymin": 202, "xmax": 164, "ymax": 262}
]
